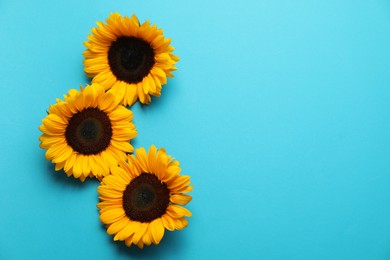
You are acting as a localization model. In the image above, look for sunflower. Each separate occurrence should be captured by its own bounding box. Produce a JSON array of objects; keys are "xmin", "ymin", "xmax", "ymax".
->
[
  {"xmin": 39, "ymin": 83, "xmax": 137, "ymax": 182},
  {"xmin": 83, "ymin": 13, "xmax": 179, "ymax": 106},
  {"xmin": 97, "ymin": 146, "xmax": 192, "ymax": 248}
]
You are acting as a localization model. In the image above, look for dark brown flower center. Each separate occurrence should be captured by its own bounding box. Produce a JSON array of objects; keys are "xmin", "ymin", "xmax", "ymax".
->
[
  {"xmin": 65, "ymin": 107, "xmax": 112, "ymax": 155},
  {"xmin": 123, "ymin": 173, "xmax": 170, "ymax": 222},
  {"xmin": 108, "ymin": 36, "xmax": 155, "ymax": 84}
]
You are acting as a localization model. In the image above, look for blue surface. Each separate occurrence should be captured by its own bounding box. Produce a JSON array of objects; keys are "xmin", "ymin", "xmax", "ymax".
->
[{"xmin": 1, "ymin": 0, "xmax": 390, "ymax": 259}]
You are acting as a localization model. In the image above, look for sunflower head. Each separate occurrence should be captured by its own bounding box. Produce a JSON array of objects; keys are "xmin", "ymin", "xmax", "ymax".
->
[
  {"xmin": 97, "ymin": 146, "xmax": 192, "ymax": 248},
  {"xmin": 83, "ymin": 13, "xmax": 179, "ymax": 106},
  {"xmin": 39, "ymin": 83, "xmax": 137, "ymax": 182}
]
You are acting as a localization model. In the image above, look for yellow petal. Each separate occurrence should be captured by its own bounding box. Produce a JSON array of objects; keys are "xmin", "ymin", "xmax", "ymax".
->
[
  {"xmin": 97, "ymin": 199, "xmax": 122, "ymax": 209},
  {"xmin": 112, "ymin": 164, "xmax": 131, "ymax": 183},
  {"xmin": 107, "ymin": 146, "xmax": 127, "ymax": 162},
  {"xmin": 136, "ymin": 240, "xmax": 144, "ymax": 249},
  {"xmin": 111, "ymin": 140, "xmax": 133, "ymax": 152},
  {"xmin": 98, "ymin": 92, "xmax": 117, "ymax": 112},
  {"xmin": 81, "ymin": 84, "xmax": 97, "ymax": 108},
  {"xmin": 124, "ymin": 82, "xmax": 138, "ymax": 106},
  {"xmin": 112, "ymin": 126, "xmax": 137, "ymax": 141},
  {"xmin": 125, "ymin": 234, "xmax": 134, "ymax": 247},
  {"xmin": 100, "ymin": 208, "xmax": 126, "ymax": 224},
  {"xmin": 135, "ymin": 147, "xmax": 149, "ymax": 172},
  {"xmin": 45, "ymin": 142, "xmax": 69, "ymax": 161},
  {"xmin": 149, "ymin": 218, "xmax": 165, "ymax": 245},
  {"xmin": 146, "ymin": 75, "xmax": 156, "ymax": 93},
  {"xmin": 151, "ymin": 67, "xmax": 166, "ymax": 81},
  {"xmin": 114, "ymin": 220, "xmax": 141, "ymax": 241},
  {"xmin": 64, "ymin": 153, "xmax": 77, "ymax": 172},
  {"xmin": 161, "ymin": 214, "xmax": 175, "ymax": 231},
  {"xmin": 43, "ymin": 114, "xmax": 67, "ymax": 130},
  {"xmin": 109, "ymin": 106, "xmax": 132, "ymax": 121},
  {"xmin": 166, "ymin": 164, "xmax": 181, "ymax": 175},
  {"xmin": 141, "ymin": 76, "xmax": 150, "ymax": 94},
  {"xmin": 108, "ymin": 81, "xmax": 126, "ymax": 105},
  {"xmin": 167, "ymin": 205, "xmax": 192, "ymax": 218},
  {"xmin": 54, "ymin": 161, "xmax": 66, "ymax": 171},
  {"xmin": 97, "ymin": 186, "xmax": 124, "ymax": 199},
  {"xmin": 99, "ymin": 204, "xmax": 123, "ymax": 214},
  {"xmin": 39, "ymin": 135, "xmax": 64, "ymax": 149},
  {"xmin": 107, "ymin": 217, "xmax": 129, "ymax": 235},
  {"xmin": 167, "ymin": 175, "xmax": 191, "ymax": 191},
  {"xmin": 103, "ymin": 175, "xmax": 127, "ymax": 191},
  {"xmin": 89, "ymin": 154, "xmax": 106, "ymax": 179},
  {"xmin": 100, "ymin": 150, "xmax": 119, "ymax": 168},
  {"xmin": 147, "ymin": 145, "xmax": 158, "ymax": 174},
  {"xmin": 52, "ymin": 146, "xmax": 72, "ymax": 163},
  {"xmin": 137, "ymin": 83, "xmax": 147, "ymax": 104},
  {"xmin": 173, "ymin": 218, "xmax": 188, "ymax": 230},
  {"xmin": 170, "ymin": 194, "xmax": 192, "ymax": 205},
  {"xmin": 142, "ymin": 230, "xmax": 152, "ymax": 246},
  {"xmin": 131, "ymin": 223, "xmax": 149, "ymax": 245},
  {"xmin": 82, "ymin": 155, "xmax": 91, "ymax": 176},
  {"xmin": 153, "ymin": 148, "xmax": 168, "ymax": 179}
]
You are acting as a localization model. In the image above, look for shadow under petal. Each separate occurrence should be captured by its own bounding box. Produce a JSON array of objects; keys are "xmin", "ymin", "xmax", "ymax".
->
[
  {"xmin": 139, "ymin": 76, "xmax": 180, "ymax": 112},
  {"xmin": 114, "ymin": 228, "xmax": 187, "ymax": 259},
  {"xmin": 43, "ymin": 159, "xmax": 98, "ymax": 188},
  {"xmin": 94, "ymin": 216, "xmax": 189, "ymax": 259}
]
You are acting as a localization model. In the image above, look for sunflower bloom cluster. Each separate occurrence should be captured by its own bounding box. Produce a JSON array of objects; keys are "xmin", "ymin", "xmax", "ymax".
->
[
  {"xmin": 83, "ymin": 13, "xmax": 179, "ymax": 106},
  {"xmin": 98, "ymin": 146, "xmax": 192, "ymax": 248},
  {"xmin": 39, "ymin": 84, "xmax": 137, "ymax": 181},
  {"xmin": 39, "ymin": 12, "xmax": 191, "ymax": 250}
]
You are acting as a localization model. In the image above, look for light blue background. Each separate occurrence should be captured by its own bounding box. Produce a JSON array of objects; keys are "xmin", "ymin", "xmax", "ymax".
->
[{"xmin": 1, "ymin": 0, "xmax": 390, "ymax": 259}]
